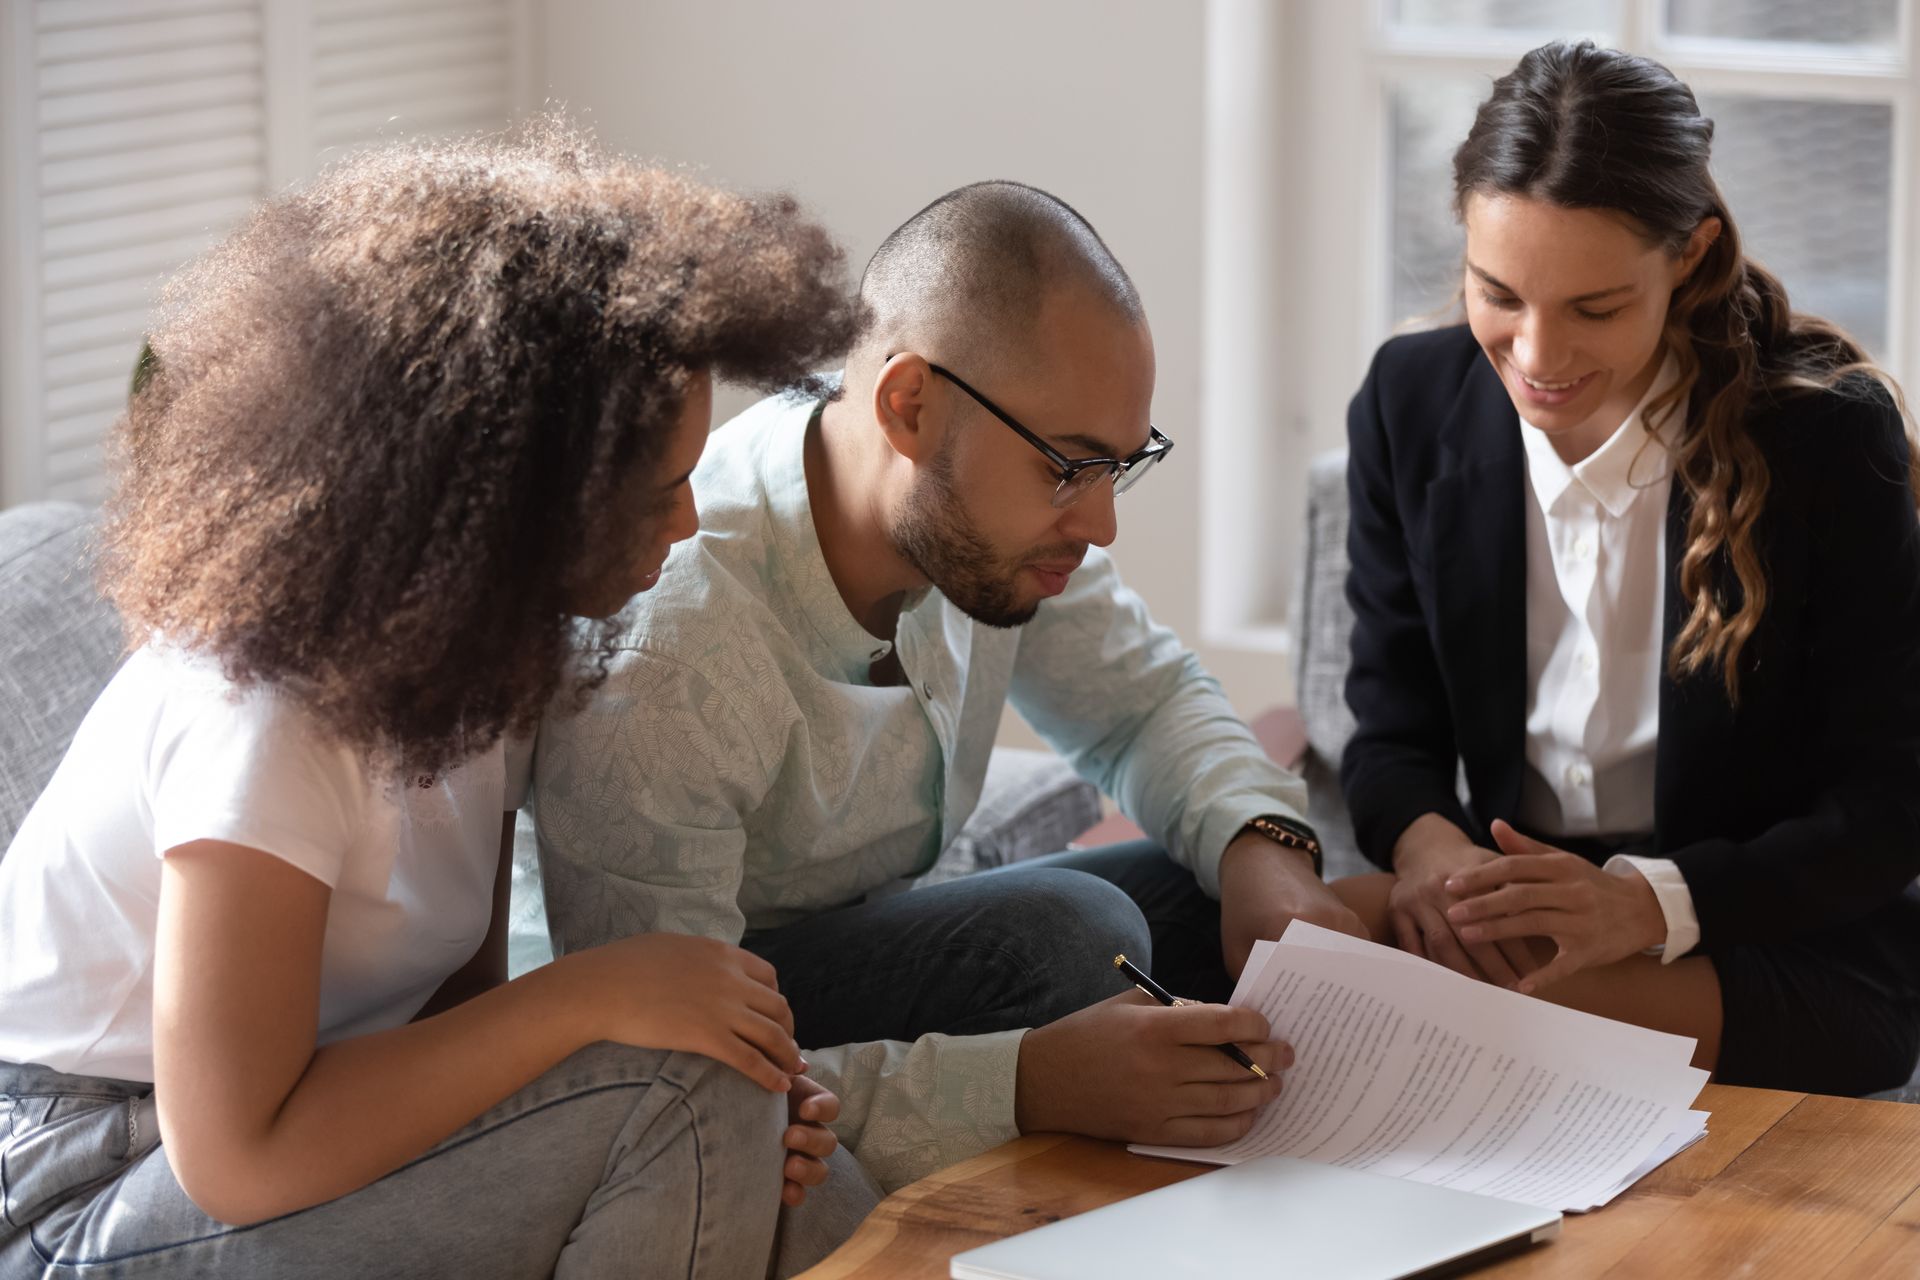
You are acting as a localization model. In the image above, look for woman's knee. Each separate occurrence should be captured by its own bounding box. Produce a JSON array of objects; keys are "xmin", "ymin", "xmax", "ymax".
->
[{"xmin": 536, "ymin": 1043, "xmax": 785, "ymax": 1169}]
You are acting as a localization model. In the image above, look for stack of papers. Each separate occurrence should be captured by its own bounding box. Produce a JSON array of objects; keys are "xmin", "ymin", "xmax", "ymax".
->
[{"xmin": 1131, "ymin": 921, "xmax": 1710, "ymax": 1213}]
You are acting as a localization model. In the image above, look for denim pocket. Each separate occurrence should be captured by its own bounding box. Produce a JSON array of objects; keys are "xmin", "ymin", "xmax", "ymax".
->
[{"xmin": 1, "ymin": 1088, "xmax": 154, "ymax": 1233}]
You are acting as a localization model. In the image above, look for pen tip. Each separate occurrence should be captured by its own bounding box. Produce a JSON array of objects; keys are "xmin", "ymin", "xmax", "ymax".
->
[{"xmin": 1251, "ymin": 1064, "xmax": 1270, "ymax": 1080}]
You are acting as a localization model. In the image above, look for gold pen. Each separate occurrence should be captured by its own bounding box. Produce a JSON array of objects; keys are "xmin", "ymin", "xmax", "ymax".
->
[{"xmin": 1114, "ymin": 954, "xmax": 1269, "ymax": 1080}]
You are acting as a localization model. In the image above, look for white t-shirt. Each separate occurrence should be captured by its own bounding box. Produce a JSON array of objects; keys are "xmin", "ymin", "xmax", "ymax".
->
[{"xmin": 0, "ymin": 644, "xmax": 532, "ymax": 1082}]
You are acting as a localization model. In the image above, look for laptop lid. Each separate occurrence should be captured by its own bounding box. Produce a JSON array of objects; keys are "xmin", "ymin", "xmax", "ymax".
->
[{"xmin": 949, "ymin": 1156, "xmax": 1562, "ymax": 1280}]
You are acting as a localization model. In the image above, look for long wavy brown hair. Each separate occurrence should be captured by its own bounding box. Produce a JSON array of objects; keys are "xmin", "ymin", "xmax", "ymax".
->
[
  {"xmin": 1452, "ymin": 40, "xmax": 1919, "ymax": 702},
  {"xmin": 99, "ymin": 119, "xmax": 862, "ymax": 772}
]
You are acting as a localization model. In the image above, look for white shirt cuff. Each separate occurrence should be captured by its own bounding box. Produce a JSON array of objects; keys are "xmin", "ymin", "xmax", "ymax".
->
[{"xmin": 1604, "ymin": 854, "xmax": 1701, "ymax": 962}]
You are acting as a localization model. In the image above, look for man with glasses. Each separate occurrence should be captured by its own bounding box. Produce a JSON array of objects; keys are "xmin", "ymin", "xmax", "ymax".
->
[{"xmin": 532, "ymin": 182, "xmax": 1364, "ymax": 1212}]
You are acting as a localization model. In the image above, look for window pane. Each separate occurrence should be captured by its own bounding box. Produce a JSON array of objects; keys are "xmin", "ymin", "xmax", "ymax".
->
[
  {"xmin": 1665, "ymin": 0, "xmax": 1898, "ymax": 46},
  {"xmin": 1386, "ymin": 78, "xmax": 1484, "ymax": 328},
  {"xmin": 1700, "ymin": 94, "xmax": 1891, "ymax": 353},
  {"xmin": 1385, "ymin": 82, "xmax": 1894, "ymax": 356},
  {"xmin": 1389, "ymin": 0, "xmax": 1615, "ymax": 32}
]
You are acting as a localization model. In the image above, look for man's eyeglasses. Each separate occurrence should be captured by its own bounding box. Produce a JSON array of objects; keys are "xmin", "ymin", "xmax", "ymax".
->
[{"xmin": 927, "ymin": 364, "xmax": 1173, "ymax": 509}]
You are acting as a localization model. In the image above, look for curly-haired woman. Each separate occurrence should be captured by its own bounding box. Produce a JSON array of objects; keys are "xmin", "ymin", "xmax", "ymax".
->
[
  {"xmin": 1336, "ymin": 41, "xmax": 1920, "ymax": 1095},
  {"xmin": 0, "ymin": 124, "xmax": 862, "ymax": 1276}
]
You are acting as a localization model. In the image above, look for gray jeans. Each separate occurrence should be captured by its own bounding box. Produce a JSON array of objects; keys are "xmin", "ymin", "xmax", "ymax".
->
[{"xmin": 0, "ymin": 1043, "xmax": 878, "ymax": 1278}]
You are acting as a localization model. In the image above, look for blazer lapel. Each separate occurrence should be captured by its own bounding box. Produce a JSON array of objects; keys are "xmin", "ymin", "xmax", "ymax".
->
[{"xmin": 1424, "ymin": 358, "xmax": 1528, "ymax": 825}]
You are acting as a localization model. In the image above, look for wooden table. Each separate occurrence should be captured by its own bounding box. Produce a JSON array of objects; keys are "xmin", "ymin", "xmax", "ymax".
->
[{"xmin": 799, "ymin": 1085, "xmax": 1920, "ymax": 1278}]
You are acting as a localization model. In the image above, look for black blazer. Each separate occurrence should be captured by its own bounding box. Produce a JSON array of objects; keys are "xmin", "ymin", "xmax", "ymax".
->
[{"xmin": 1340, "ymin": 324, "xmax": 1920, "ymax": 950}]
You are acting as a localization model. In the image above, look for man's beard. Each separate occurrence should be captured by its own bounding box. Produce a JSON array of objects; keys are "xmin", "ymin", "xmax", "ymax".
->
[{"xmin": 890, "ymin": 449, "xmax": 1040, "ymax": 629}]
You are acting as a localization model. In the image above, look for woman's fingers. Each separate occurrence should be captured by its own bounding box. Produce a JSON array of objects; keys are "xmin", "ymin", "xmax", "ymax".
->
[
  {"xmin": 720, "ymin": 1034, "xmax": 797, "ymax": 1092},
  {"xmin": 1447, "ymin": 881, "xmax": 1563, "ymax": 923},
  {"xmin": 734, "ymin": 1012, "xmax": 804, "ymax": 1076},
  {"xmin": 1457, "ymin": 910, "xmax": 1561, "ymax": 945},
  {"xmin": 1445, "ymin": 852, "xmax": 1560, "ymax": 896},
  {"xmin": 1391, "ymin": 907, "xmax": 1427, "ymax": 960},
  {"xmin": 1517, "ymin": 944, "xmax": 1583, "ymax": 994},
  {"xmin": 1416, "ymin": 904, "xmax": 1483, "ymax": 979},
  {"xmin": 738, "ymin": 949, "xmax": 782, "ymax": 991},
  {"xmin": 1496, "ymin": 936, "xmax": 1545, "ymax": 978},
  {"xmin": 742, "ymin": 978, "xmax": 797, "ymax": 1036},
  {"xmin": 1464, "ymin": 937, "xmax": 1522, "ymax": 987}
]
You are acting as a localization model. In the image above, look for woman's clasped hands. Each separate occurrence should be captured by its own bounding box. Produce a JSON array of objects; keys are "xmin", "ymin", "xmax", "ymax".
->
[{"xmin": 1442, "ymin": 820, "xmax": 1669, "ymax": 994}]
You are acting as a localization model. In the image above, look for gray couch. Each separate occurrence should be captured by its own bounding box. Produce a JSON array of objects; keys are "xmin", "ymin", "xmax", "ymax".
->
[{"xmin": 0, "ymin": 503, "xmax": 125, "ymax": 850}]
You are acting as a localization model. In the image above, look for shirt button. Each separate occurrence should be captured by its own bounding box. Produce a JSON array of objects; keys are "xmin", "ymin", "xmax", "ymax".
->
[
  {"xmin": 1578, "ymin": 650, "xmax": 1597, "ymax": 673},
  {"xmin": 1565, "ymin": 762, "xmax": 1591, "ymax": 788},
  {"xmin": 922, "ymin": 682, "xmax": 934, "ymax": 699},
  {"xmin": 871, "ymin": 648, "xmax": 887, "ymax": 660},
  {"xmin": 1573, "ymin": 536, "xmax": 1596, "ymax": 559}
]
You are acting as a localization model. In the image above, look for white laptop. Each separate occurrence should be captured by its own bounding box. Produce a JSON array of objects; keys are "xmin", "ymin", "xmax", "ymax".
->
[{"xmin": 949, "ymin": 1156, "xmax": 1562, "ymax": 1280}]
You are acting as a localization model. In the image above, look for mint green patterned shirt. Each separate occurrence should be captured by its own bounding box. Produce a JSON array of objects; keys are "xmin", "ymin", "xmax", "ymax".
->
[{"xmin": 532, "ymin": 389, "xmax": 1309, "ymax": 1191}]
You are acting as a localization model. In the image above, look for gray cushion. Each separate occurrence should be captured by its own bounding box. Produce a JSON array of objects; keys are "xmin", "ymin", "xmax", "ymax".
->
[
  {"xmin": 0, "ymin": 503, "xmax": 125, "ymax": 850},
  {"xmin": 1292, "ymin": 450, "xmax": 1358, "ymax": 770},
  {"xmin": 916, "ymin": 748, "xmax": 1103, "ymax": 886}
]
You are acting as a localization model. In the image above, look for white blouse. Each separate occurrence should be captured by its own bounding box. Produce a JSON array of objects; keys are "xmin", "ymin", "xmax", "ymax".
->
[{"xmin": 1516, "ymin": 357, "xmax": 1699, "ymax": 961}]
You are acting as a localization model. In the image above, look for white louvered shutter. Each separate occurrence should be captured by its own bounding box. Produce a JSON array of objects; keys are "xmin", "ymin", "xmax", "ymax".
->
[
  {"xmin": 12, "ymin": 0, "xmax": 269, "ymax": 503},
  {"xmin": 310, "ymin": 0, "xmax": 525, "ymax": 159},
  {"xmin": 2, "ymin": 0, "xmax": 535, "ymax": 506}
]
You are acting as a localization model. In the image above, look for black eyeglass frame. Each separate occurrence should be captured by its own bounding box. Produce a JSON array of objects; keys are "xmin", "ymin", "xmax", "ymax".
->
[{"xmin": 925, "ymin": 363, "xmax": 1173, "ymax": 508}]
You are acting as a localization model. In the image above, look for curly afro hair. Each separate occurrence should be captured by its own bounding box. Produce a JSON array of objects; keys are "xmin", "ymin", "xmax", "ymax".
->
[{"xmin": 99, "ymin": 118, "xmax": 863, "ymax": 773}]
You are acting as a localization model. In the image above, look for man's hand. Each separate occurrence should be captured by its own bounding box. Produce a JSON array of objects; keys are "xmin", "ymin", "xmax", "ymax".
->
[
  {"xmin": 1443, "ymin": 820, "xmax": 1667, "ymax": 993},
  {"xmin": 1387, "ymin": 813, "xmax": 1540, "ymax": 987},
  {"xmin": 1218, "ymin": 832, "xmax": 1368, "ymax": 978},
  {"xmin": 1014, "ymin": 992, "xmax": 1289, "ymax": 1147},
  {"xmin": 781, "ymin": 1072, "xmax": 839, "ymax": 1207}
]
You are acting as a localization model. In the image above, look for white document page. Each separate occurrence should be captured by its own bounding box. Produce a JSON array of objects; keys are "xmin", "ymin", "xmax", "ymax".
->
[
  {"xmin": 1271, "ymin": 922, "xmax": 1702, "ymax": 1071},
  {"xmin": 1135, "ymin": 936, "xmax": 1710, "ymax": 1212},
  {"xmin": 1585, "ymin": 1110, "xmax": 1708, "ymax": 1209}
]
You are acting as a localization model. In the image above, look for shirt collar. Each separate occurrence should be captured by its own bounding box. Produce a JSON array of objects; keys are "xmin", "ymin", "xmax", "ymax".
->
[
  {"xmin": 1520, "ymin": 353, "xmax": 1681, "ymax": 520},
  {"xmin": 754, "ymin": 387, "xmax": 910, "ymax": 679}
]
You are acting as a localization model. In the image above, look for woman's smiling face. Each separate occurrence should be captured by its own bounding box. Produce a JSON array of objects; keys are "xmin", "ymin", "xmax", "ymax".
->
[{"xmin": 1461, "ymin": 191, "xmax": 1713, "ymax": 461}]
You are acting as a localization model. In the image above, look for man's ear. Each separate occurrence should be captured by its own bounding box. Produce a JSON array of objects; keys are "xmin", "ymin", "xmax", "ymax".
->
[{"xmin": 872, "ymin": 353, "xmax": 947, "ymax": 464}]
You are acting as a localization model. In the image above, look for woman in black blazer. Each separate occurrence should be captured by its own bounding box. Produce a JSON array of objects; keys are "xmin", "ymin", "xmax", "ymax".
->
[{"xmin": 1338, "ymin": 41, "xmax": 1920, "ymax": 1095}]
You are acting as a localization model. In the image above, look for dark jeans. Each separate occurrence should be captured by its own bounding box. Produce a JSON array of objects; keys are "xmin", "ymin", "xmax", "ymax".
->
[{"xmin": 740, "ymin": 841, "xmax": 1231, "ymax": 1049}]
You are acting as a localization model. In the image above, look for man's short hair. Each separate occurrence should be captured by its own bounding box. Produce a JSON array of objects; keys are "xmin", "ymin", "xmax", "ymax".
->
[{"xmin": 857, "ymin": 181, "xmax": 1141, "ymax": 376}]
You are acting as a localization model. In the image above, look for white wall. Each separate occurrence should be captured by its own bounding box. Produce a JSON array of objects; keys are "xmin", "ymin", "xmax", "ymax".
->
[{"xmin": 541, "ymin": 0, "xmax": 1293, "ymax": 741}]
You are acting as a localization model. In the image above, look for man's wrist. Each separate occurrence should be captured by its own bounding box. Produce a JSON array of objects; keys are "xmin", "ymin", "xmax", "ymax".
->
[
  {"xmin": 1232, "ymin": 814, "xmax": 1323, "ymax": 879},
  {"xmin": 1222, "ymin": 832, "xmax": 1317, "ymax": 882}
]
